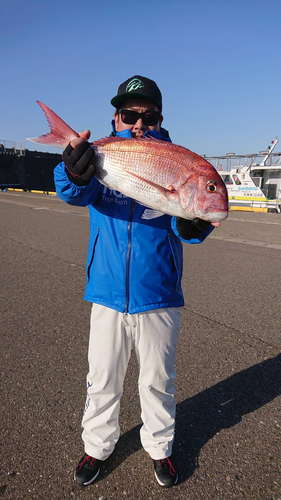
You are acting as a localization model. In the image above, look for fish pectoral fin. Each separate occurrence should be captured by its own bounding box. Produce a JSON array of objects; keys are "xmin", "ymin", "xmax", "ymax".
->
[
  {"xmin": 122, "ymin": 169, "xmax": 169, "ymax": 191},
  {"xmin": 141, "ymin": 209, "xmax": 165, "ymax": 220},
  {"xmin": 166, "ymin": 189, "xmax": 180, "ymax": 202},
  {"xmin": 123, "ymin": 171, "xmax": 179, "ymax": 199}
]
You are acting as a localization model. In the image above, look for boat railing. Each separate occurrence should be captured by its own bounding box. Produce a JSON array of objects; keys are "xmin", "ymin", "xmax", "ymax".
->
[
  {"xmin": 0, "ymin": 140, "xmax": 25, "ymax": 156},
  {"xmin": 205, "ymin": 152, "xmax": 281, "ymax": 172}
]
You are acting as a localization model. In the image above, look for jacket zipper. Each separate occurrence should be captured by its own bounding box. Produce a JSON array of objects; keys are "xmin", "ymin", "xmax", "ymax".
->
[{"xmin": 125, "ymin": 200, "xmax": 135, "ymax": 313}]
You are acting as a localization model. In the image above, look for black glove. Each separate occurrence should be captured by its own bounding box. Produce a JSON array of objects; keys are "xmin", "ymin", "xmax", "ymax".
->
[
  {"xmin": 176, "ymin": 217, "xmax": 211, "ymax": 239},
  {"xmin": 62, "ymin": 141, "xmax": 96, "ymax": 186}
]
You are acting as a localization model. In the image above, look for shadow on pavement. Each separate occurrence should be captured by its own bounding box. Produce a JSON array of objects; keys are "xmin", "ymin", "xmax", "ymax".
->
[{"xmin": 99, "ymin": 353, "xmax": 281, "ymax": 483}]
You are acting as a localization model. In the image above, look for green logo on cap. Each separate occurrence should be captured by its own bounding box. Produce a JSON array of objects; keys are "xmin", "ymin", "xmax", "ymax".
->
[{"xmin": 126, "ymin": 78, "xmax": 144, "ymax": 93}]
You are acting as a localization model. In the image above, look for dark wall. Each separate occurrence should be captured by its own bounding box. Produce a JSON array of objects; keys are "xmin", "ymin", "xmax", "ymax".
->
[{"xmin": 0, "ymin": 148, "xmax": 61, "ymax": 192}]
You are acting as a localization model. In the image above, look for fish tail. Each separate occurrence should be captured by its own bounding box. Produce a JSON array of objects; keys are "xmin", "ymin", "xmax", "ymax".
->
[{"xmin": 26, "ymin": 101, "xmax": 79, "ymax": 148}]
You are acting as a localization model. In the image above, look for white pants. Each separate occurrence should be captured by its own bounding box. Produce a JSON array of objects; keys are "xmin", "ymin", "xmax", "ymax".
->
[{"xmin": 82, "ymin": 304, "xmax": 181, "ymax": 461}]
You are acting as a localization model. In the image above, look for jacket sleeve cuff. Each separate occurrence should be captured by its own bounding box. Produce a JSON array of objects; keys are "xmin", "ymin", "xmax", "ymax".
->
[
  {"xmin": 171, "ymin": 216, "xmax": 214, "ymax": 244},
  {"xmin": 54, "ymin": 162, "xmax": 99, "ymax": 206}
]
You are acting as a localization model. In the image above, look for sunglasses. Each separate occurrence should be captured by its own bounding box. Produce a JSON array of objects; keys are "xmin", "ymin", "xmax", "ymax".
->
[{"xmin": 118, "ymin": 109, "xmax": 161, "ymax": 126}]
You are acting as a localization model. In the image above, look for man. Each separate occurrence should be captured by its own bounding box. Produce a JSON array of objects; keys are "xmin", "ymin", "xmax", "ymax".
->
[{"xmin": 54, "ymin": 75, "xmax": 219, "ymax": 488}]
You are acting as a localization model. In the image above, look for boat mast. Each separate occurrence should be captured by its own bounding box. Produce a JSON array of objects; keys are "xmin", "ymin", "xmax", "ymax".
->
[{"xmin": 259, "ymin": 137, "xmax": 279, "ymax": 166}]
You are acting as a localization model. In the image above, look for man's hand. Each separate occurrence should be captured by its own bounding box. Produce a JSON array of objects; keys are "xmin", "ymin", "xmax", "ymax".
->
[
  {"xmin": 176, "ymin": 217, "xmax": 220, "ymax": 239},
  {"xmin": 63, "ymin": 130, "xmax": 96, "ymax": 186}
]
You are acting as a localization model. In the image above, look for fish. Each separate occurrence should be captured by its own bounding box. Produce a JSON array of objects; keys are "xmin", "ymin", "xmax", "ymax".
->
[{"xmin": 27, "ymin": 101, "xmax": 228, "ymax": 222}]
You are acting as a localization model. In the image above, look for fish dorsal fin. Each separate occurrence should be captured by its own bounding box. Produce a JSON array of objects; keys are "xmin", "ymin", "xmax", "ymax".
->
[
  {"xmin": 94, "ymin": 135, "xmax": 202, "ymax": 166},
  {"xmin": 93, "ymin": 136, "xmax": 128, "ymax": 146},
  {"xmin": 27, "ymin": 101, "xmax": 79, "ymax": 148},
  {"xmin": 93, "ymin": 136, "xmax": 167, "ymax": 147}
]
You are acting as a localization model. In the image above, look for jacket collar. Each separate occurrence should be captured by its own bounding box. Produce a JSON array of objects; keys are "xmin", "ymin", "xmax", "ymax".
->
[{"xmin": 110, "ymin": 120, "xmax": 172, "ymax": 142}]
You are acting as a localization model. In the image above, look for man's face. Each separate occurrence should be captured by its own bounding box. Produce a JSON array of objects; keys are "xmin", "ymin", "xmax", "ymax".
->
[{"xmin": 114, "ymin": 97, "xmax": 163, "ymax": 138}]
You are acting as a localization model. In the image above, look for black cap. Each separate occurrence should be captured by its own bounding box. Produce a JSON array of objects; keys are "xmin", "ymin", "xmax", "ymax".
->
[{"xmin": 111, "ymin": 75, "xmax": 162, "ymax": 111}]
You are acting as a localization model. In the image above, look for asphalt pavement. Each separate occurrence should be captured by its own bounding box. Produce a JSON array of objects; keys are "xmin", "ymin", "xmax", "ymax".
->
[{"xmin": 1, "ymin": 191, "xmax": 280, "ymax": 500}]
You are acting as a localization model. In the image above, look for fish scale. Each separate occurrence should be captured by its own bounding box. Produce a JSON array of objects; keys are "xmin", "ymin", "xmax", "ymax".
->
[{"xmin": 95, "ymin": 147, "xmax": 182, "ymax": 189}]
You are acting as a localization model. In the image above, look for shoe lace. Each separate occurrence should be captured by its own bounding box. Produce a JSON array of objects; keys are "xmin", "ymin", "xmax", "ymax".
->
[
  {"xmin": 76, "ymin": 454, "xmax": 96, "ymax": 472},
  {"xmin": 158, "ymin": 458, "xmax": 176, "ymax": 476}
]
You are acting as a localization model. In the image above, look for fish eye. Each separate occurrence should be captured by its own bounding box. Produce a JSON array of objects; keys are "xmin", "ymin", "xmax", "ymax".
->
[{"xmin": 207, "ymin": 181, "xmax": 217, "ymax": 193}]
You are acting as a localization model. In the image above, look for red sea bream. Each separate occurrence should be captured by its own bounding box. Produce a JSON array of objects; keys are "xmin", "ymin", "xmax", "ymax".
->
[{"xmin": 27, "ymin": 101, "xmax": 228, "ymax": 222}]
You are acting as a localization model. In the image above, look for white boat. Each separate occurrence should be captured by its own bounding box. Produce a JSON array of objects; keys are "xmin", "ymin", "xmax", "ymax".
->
[{"xmin": 205, "ymin": 138, "xmax": 281, "ymax": 213}]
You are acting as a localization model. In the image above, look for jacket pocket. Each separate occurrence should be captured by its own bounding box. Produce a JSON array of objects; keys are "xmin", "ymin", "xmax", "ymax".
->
[
  {"xmin": 168, "ymin": 234, "xmax": 180, "ymax": 289},
  {"xmin": 86, "ymin": 227, "xmax": 99, "ymax": 282}
]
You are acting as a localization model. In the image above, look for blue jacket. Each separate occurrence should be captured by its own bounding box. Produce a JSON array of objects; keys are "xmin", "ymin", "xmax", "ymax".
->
[{"xmin": 54, "ymin": 126, "xmax": 213, "ymax": 314}]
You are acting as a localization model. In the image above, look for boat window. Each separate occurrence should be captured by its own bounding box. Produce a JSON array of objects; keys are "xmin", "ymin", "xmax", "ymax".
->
[
  {"xmin": 222, "ymin": 175, "xmax": 233, "ymax": 184},
  {"xmin": 233, "ymin": 174, "xmax": 241, "ymax": 185}
]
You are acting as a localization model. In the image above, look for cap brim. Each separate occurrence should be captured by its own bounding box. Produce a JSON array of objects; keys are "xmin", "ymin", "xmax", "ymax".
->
[{"xmin": 111, "ymin": 93, "xmax": 161, "ymax": 110}]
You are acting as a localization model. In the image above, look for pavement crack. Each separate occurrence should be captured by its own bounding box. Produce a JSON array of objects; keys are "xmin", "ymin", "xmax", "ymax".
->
[
  {"xmin": 1, "ymin": 233, "xmax": 84, "ymax": 269},
  {"xmin": 183, "ymin": 306, "xmax": 279, "ymax": 348}
]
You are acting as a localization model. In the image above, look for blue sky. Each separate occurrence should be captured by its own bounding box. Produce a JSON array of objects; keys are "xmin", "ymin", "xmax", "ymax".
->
[{"xmin": 1, "ymin": 0, "xmax": 280, "ymax": 158}]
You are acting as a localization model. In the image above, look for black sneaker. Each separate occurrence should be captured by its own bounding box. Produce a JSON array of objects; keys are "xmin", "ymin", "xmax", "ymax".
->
[
  {"xmin": 153, "ymin": 456, "xmax": 178, "ymax": 488},
  {"xmin": 74, "ymin": 453, "xmax": 102, "ymax": 486}
]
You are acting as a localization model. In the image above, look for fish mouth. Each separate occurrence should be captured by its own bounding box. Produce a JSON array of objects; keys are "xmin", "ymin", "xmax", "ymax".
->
[{"xmin": 201, "ymin": 210, "xmax": 229, "ymax": 222}]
